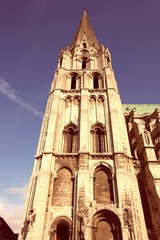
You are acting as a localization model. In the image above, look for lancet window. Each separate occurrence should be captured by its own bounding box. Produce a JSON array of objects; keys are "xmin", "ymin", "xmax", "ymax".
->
[
  {"xmin": 63, "ymin": 123, "xmax": 78, "ymax": 153},
  {"xmin": 93, "ymin": 73, "xmax": 104, "ymax": 89},
  {"xmin": 91, "ymin": 123, "xmax": 106, "ymax": 153},
  {"xmin": 82, "ymin": 59, "xmax": 87, "ymax": 69},
  {"xmin": 70, "ymin": 73, "xmax": 80, "ymax": 90},
  {"xmin": 93, "ymin": 76, "xmax": 99, "ymax": 88},
  {"xmin": 71, "ymin": 76, "xmax": 76, "ymax": 89},
  {"xmin": 59, "ymin": 57, "xmax": 63, "ymax": 68}
]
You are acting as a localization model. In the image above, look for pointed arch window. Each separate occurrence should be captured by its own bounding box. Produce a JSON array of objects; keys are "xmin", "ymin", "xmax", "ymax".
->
[
  {"xmin": 91, "ymin": 123, "xmax": 106, "ymax": 153},
  {"xmin": 63, "ymin": 123, "xmax": 78, "ymax": 153}
]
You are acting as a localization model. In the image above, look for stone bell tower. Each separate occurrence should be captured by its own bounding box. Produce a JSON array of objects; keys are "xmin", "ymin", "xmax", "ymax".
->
[{"xmin": 19, "ymin": 10, "xmax": 150, "ymax": 240}]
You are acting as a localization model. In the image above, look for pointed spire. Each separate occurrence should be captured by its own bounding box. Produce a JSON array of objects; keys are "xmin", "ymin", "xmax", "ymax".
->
[{"xmin": 70, "ymin": 9, "xmax": 99, "ymax": 50}]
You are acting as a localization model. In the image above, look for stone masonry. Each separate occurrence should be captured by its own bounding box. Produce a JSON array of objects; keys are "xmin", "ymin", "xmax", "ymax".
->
[{"xmin": 18, "ymin": 10, "xmax": 160, "ymax": 240}]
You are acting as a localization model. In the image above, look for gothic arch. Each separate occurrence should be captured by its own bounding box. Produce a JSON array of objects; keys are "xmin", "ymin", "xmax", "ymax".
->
[
  {"xmin": 50, "ymin": 216, "xmax": 72, "ymax": 240},
  {"xmin": 64, "ymin": 122, "xmax": 78, "ymax": 131},
  {"xmin": 91, "ymin": 122, "xmax": 106, "ymax": 153},
  {"xmin": 93, "ymin": 165, "xmax": 114, "ymax": 204},
  {"xmin": 64, "ymin": 95, "xmax": 73, "ymax": 101},
  {"xmin": 92, "ymin": 210, "xmax": 122, "ymax": 240},
  {"xmin": 91, "ymin": 122, "xmax": 106, "ymax": 129},
  {"xmin": 81, "ymin": 57, "xmax": 88, "ymax": 69},
  {"xmin": 63, "ymin": 123, "xmax": 78, "ymax": 153}
]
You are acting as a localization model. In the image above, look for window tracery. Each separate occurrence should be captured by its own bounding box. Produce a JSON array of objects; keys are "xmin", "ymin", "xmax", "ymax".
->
[
  {"xmin": 63, "ymin": 123, "xmax": 78, "ymax": 153},
  {"xmin": 91, "ymin": 123, "xmax": 106, "ymax": 153}
]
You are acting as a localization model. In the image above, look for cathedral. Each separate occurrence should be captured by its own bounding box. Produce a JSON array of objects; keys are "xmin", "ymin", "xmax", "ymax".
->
[{"xmin": 18, "ymin": 10, "xmax": 160, "ymax": 240}]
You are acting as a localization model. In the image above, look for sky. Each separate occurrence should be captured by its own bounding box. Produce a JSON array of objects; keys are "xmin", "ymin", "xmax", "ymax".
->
[{"xmin": 0, "ymin": 0, "xmax": 160, "ymax": 233}]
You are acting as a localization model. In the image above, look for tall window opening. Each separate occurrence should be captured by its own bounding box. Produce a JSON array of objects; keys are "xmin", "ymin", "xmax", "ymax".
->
[
  {"xmin": 71, "ymin": 76, "xmax": 76, "ymax": 89},
  {"xmin": 93, "ymin": 76, "xmax": 99, "ymax": 89},
  {"xmin": 91, "ymin": 124, "xmax": 106, "ymax": 153},
  {"xmin": 82, "ymin": 60, "xmax": 86, "ymax": 69},
  {"xmin": 59, "ymin": 57, "xmax": 63, "ymax": 68},
  {"xmin": 67, "ymin": 128, "xmax": 74, "ymax": 152},
  {"xmin": 94, "ymin": 166, "xmax": 114, "ymax": 204},
  {"xmin": 83, "ymin": 42, "xmax": 87, "ymax": 48},
  {"xmin": 95, "ymin": 129, "xmax": 103, "ymax": 152},
  {"xmin": 63, "ymin": 124, "xmax": 78, "ymax": 153}
]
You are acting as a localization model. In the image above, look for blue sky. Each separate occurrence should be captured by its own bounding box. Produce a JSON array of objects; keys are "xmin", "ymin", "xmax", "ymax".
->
[{"xmin": 0, "ymin": 0, "xmax": 160, "ymax": 232}]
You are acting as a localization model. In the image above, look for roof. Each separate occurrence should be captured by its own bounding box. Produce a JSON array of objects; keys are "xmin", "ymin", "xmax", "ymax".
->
[
  {"xmin": 122, "ymin": 104, "xmax": 160, "ymax": 115},
  {"xmin": 70, "ymin": 10, "xmax": 99, "ymax": 50},
  {"xmin": 0, "ymin": 217, "xmax": 18, "ymax": 239}
]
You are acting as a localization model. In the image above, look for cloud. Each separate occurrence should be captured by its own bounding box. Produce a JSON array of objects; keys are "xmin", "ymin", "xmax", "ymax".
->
[
  {"xmin": 0, "ymin": 77, "xmax": 43, "ymax": 119},
  {"xmin": 5, "ymin": 185, "xmax": 28, "ymax": 200},
  {"xmin": 0, "ymin": 185, "xmax": 28, "ymax": 233}
]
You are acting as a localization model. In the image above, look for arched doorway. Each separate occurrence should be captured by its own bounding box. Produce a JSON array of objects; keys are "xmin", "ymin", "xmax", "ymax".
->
[
  {"xmin": 96, "ymin": 220, "xmax": 113, "ymax": 240},
  {"xmin": 92, "ymin": 210, "xmax": 122, "ymax": 240},
  {"xmin": 57, "ymin": 222, "xmax": 69, "ymax": 240},
  {"xmin": 50, "ymin": 217, "xmax": 72, "ymax": 240}
]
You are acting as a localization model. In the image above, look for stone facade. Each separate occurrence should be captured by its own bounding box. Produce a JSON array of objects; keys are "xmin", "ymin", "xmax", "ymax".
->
[{"xmin": 18, "ymin": 10, "xmax": 160, "ymax": 240}]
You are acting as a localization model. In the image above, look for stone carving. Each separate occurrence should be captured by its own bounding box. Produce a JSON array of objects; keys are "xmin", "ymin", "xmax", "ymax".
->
[{"xmin": 144, "ymin": 130, "xmax": 150, "ymax": 145}]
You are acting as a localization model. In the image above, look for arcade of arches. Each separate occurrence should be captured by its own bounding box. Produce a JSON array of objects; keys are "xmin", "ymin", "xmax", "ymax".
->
[{"xmin": 50, "ymin": 210, "xmax": 122, "ymax": 240}]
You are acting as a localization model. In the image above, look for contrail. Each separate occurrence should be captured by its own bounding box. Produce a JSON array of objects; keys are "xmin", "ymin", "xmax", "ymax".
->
[{"xmin": 0, "ymin": 77, "xmax": 43, "ymax": 119}]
